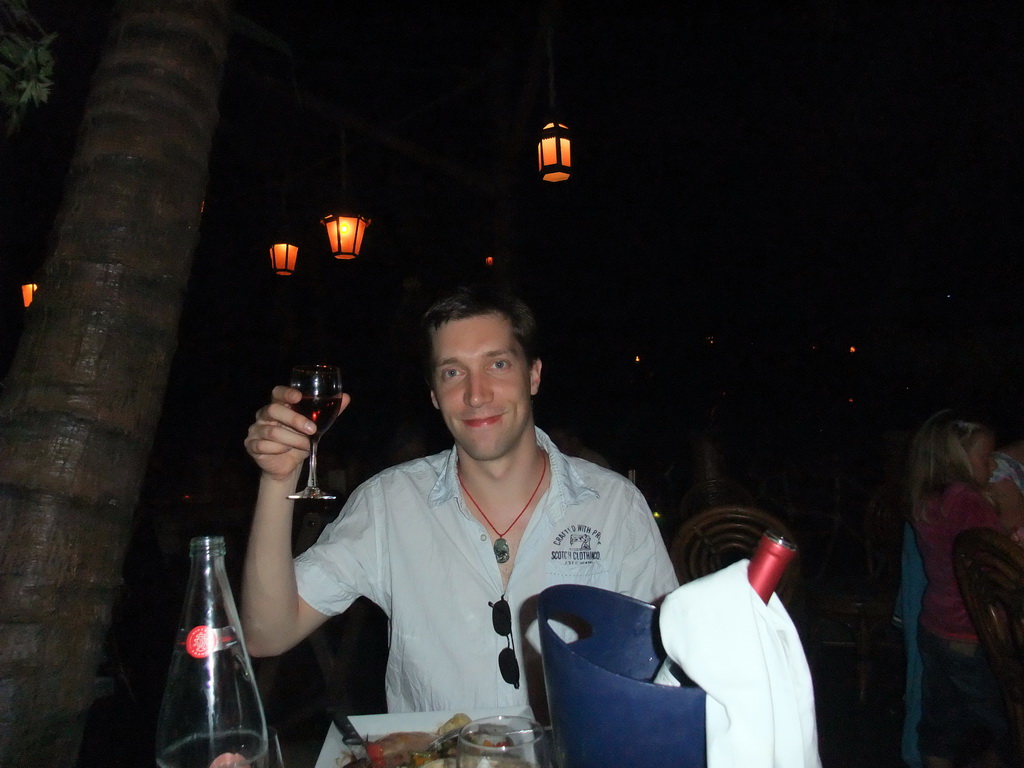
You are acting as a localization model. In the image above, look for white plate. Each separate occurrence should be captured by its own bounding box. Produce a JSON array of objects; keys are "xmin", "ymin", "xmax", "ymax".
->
[{"xmin": 315, "ymin": 707, "xmax": 533, "ymax": 768}]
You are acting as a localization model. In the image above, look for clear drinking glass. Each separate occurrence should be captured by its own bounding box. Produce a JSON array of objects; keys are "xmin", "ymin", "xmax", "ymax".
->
[
  {"xmin": 456, "ymin": 715, "xmax": 550, "ymax": 768},
  {"xmin": 287, "ymin": 364, "xmax": 344, "ymax": 500}
]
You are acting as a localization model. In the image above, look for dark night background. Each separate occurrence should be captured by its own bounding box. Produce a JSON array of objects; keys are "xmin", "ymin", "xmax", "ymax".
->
[
  {"xmin": 5, "ymin": 3, "xmax": 1024, "ymax": 473},
  {"xmin": 4, "ymin": 3, "xmax": 1024, "ymax": 470},
  {"xmin": 2, "ymin": 2, "xmax": 1024, "ymax": 765}
]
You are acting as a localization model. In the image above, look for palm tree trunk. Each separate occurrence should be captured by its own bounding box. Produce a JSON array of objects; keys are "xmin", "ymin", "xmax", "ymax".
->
[{"xmin": 0, "ymin": 0, "xmax": 232, "ymax": 764}]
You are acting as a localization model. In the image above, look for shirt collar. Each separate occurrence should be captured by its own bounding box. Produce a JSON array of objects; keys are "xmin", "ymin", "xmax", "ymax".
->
[{"xmin": 428, "ymin": 427, "xmax": 599, "ymax": 515}]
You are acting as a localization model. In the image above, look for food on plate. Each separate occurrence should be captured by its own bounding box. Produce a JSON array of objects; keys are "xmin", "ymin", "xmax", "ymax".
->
[
  {"xmin": 436, "ymin": 712, "xmax": 471, "ymax": 738},
  {"xmin": 364, "ymin": 731, "xmax": 434, "ymax": 768},
  {"xmin": 339, "ymin": 713, "xmax": 470, "ymax": 768}
]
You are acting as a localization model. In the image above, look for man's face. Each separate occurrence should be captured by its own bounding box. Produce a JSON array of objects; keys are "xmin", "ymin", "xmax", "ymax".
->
[{"xmin": 428, "ymin": 313, "xmax": 541, "ymax": 464}]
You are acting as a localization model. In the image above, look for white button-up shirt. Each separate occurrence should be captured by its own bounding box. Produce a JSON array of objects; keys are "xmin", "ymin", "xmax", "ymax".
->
[{"xmin": 294, "ymin": 428, "xmax": 678, "ymax": 714}]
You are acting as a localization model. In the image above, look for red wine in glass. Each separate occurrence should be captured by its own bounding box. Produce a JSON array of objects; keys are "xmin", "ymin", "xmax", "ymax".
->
[
  {"xmin": 287, "ymin": 365, "xmax": 343, "ymax": 500},
  {"xmin": 291, "ymin": 394, "xmax": 344, "ymax": 433}
]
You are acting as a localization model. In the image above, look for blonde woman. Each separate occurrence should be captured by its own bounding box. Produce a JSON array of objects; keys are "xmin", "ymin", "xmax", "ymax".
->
[{"xmin": 907, "ymin": 411, "xmax": 1010, "ymax": 768}]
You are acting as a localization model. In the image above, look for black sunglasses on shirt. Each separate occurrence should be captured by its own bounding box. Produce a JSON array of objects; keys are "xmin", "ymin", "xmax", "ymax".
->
[{"xmin": 489, "ymin": 595, "xmax": 521, "ymax": 689}]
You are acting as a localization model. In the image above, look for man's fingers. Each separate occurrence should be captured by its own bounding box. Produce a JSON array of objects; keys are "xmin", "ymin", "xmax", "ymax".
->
[
  {"xmin": 248, "ymin": 437, "xmax": 303, "ymax": 457},
  {"xmin": 255, "ymin": 402, "xmax": 316, "ymax": 434},
  {"xmin": 271, "ymin": 385, "xmax": 301, "ymax": 403}
]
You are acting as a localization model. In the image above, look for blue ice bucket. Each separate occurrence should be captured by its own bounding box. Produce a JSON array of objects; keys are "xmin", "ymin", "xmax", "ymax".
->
[{"xmin": 538, "ymin": 584, "xmax": 706, "ymax": 768}]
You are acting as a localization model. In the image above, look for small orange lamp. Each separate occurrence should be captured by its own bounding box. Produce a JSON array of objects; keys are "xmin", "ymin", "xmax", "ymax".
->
[
  {"xmin": 321, "ymin": 213, "xmax": 370, "ymax": 260},
  {"xmin": 538, "ymin": 121, "xmax": 571, "ymax": 182},
  {"xmin": 268, "ymin": 243, "xmax": 298, "ymax": 275}
]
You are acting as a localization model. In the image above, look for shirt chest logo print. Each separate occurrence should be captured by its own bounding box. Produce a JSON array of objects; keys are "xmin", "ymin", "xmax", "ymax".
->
[{"xmin": 551, "ymin": 524, "xmax": 603, "ymax": 562}]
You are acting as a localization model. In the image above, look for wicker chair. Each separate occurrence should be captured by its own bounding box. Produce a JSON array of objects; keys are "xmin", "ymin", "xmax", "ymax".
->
[
  {"xmin": 953, "ymin": 527, "xmax": 1024, "ymax": 766},
  {"xmin": 806, "ymin": 488, "xmax": 904, "ymax": 703},
  {"xmin": 677, "ymin": 477, "xmax": 755, "ymax": 522},
  {"xmin": 669, "ymin": 504, "xmax": 801, "ymax": 609}
]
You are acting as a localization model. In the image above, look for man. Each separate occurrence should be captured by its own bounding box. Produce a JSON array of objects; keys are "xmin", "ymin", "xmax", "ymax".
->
[{"xmin": 241, "ymin": 284, "xmax": 677, "ymax": 715}]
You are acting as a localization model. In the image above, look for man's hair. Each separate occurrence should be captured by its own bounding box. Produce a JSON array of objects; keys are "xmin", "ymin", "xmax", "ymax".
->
[{"xmin": 420, "ymin": 283, "xmax": 539, "ymax": 382}]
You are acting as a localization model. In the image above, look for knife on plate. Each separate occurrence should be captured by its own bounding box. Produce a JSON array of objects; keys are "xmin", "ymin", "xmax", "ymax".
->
[{"xmin": 331, "ymin": 709, "xmax": 369, "ymax": 761}]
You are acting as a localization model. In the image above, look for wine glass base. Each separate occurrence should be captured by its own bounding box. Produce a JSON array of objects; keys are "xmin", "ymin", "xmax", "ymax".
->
[{"xmin": 288, "ymin": 488, "xmax": 336, "ymax": 500}]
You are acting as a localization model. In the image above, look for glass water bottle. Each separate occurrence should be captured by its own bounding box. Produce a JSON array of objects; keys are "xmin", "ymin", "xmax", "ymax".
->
[{"xmin": 155, "ymin": 536, "xmax": 268, "ymax": 768}]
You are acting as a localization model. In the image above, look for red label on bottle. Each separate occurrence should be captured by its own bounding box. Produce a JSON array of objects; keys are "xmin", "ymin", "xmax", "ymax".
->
[{"xmin": 185, "ymin": 625, "xmax": 214, "ymax": 658}]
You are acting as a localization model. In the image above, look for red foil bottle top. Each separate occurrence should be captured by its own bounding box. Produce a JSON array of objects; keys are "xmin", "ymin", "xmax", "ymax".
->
[{"xmin": 747, "ymin": 530, "xmax": 797, "ymax": 603}]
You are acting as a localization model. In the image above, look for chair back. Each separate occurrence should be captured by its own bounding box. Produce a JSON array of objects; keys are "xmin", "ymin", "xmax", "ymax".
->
[
  {"xmin": 863, "ymin": 486, "xmax": 905, "ymax": 586},
  {"xmin": 677, "ymin": 477, "xmax": 755, "ymax": 521},
  {"xmin": 669, "ymin": 504, "xmax": 801, "ymax": 607},
  {"xmin": 953, "ymin": 527, "xmax": 1024, "ymax": 765}
]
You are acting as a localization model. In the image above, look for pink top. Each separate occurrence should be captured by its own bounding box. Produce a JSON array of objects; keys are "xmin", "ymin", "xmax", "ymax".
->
[{"xmin": 913, "ymin": 482, "xmax": 1002, "ymax": 641}]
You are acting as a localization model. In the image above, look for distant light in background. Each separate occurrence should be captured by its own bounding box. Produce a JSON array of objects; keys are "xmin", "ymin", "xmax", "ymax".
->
[
  {"xmin": 21, "ymin": 283, "xmax": 37, "ymax": 307},
  {"xmin": 634, "ymin": 355, "xmax": 641, "ymax": 363},
  {"xmin": 269, "ymin": 242, "xmax": 298, "ymax": 275},
  {"xmin": 849, "ymin": 346, "xmax": 856, "ymax": 353},
  {"xmin": 321, "ymin": 213, "xmax": 370, "ymax": 259},
  {"xmin": 485, "ymin": 256, "xmax": 494, "ymax": 266},
  {"xmin": 705, "ymin": 336, "xmax": 715, "ymax": 345}
]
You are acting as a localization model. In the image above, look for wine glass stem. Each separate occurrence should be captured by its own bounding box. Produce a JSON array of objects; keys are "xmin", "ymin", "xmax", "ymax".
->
[{"xmin": 307, "ymin": 436, "xmax": 322, "ymax": 490}]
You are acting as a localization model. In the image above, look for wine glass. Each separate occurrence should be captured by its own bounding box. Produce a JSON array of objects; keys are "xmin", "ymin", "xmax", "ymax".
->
[
  {"xmin": 264, "ymin": 728, "xmax": 285, "ymax": 768},
  {"xmin": 286, "ymin": 364, "xmax": 344, "ymax": 500},
  {"xmin": 456, "ymin": 715, "xmax": 550, "ymax": 768}
]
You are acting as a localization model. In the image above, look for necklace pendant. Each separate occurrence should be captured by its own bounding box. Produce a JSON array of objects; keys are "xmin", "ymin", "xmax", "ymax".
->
[{"xmin": 493, "ymin": 538, "xmax": 510, "ymax": 563}]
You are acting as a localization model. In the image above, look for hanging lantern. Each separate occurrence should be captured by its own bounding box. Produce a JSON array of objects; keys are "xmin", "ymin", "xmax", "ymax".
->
[
  {"xmin": 269, "ymin": 243, "xmax": 298, "ymax": 275},
  {"xmin": 538, "ymin": 122, "xmax": 571, "ymax": 182},
  {"xmin": 22, "ymin": 283, "xmax": 37, "ymax": 307},
  {"xmin": 321, "ymin": 213, "xmax": 370, "ymax": 260}
]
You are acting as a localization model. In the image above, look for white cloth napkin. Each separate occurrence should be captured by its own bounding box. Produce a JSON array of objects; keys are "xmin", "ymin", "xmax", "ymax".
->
[{"xmin": 656, "ymin": 560, "xmax": 821, "ymax": 768}]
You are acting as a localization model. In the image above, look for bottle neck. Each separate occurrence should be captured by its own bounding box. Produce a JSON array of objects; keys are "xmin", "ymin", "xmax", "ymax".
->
[
  {"xmin": 747, "ymin": 531, "xmax": 797, "ymax": 603},
  {"xmin": 181, "ymin": 535, "xmax": 242, "ymax": 643},
  {"xmin": 190, "ymin": 534, "xmax": 227, "ymax": 559}
]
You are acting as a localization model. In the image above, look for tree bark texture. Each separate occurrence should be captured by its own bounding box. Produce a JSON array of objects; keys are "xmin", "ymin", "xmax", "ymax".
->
[{"xmin": 0, "ymin": 0, "xmax": 232, "ymax": 764}]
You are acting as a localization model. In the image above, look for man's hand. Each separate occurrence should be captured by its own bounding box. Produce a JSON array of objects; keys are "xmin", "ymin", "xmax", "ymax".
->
[{"xmin": 244, "ymin": 385, "xmax": 352, "ymax": 481}]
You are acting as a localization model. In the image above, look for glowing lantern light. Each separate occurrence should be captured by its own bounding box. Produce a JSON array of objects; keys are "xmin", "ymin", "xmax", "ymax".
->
[
  {"xmin": 538, "ymin": 122, "xmax": 571, "ymax": 182},
  {"xmin": 321, "ymin": 213, "xmax": 370, "ymax": 260},
  {"xmin": 22, "ymin": 283, "xmax": 37, "ymax": 307},
  {"xmin": 269, "ymin": 243, "xmax": 298, "ymax": 276},
  {"xmin": 538, "ymin": 24, "xmax": 571, "ymax": 183}
]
